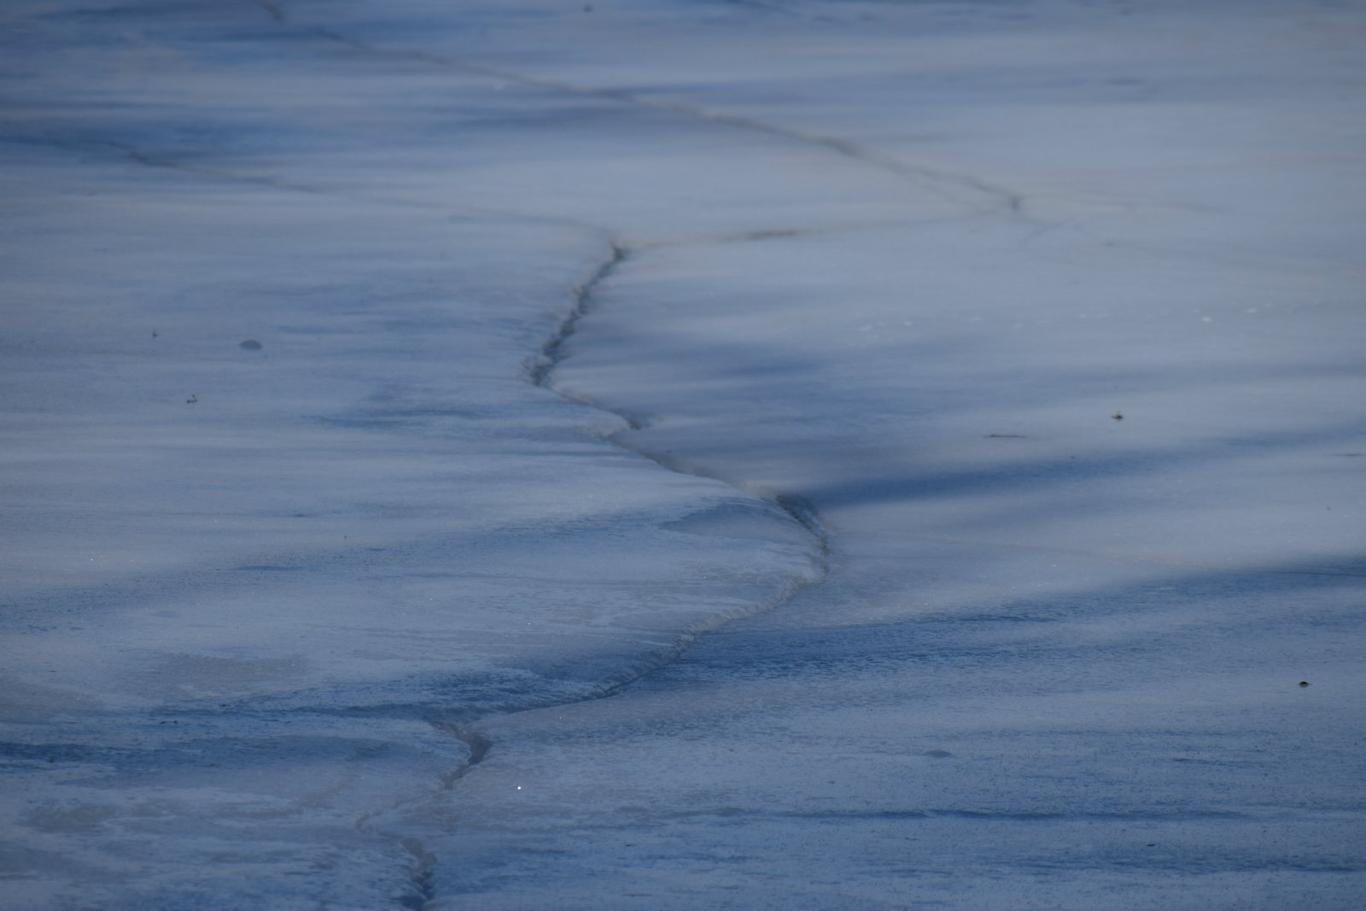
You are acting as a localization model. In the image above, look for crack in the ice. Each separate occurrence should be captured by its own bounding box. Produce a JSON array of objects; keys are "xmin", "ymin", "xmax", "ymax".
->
[
  {"xmin": 631, "ymin": 212, "xmax": 979, "ymax": 253},
  {"xmin": 248, "ymin": 0, "xmax": 285, "ymax": 22},
  {"xmin": 434, "ymin": 724, "xmax": 492, "ymax": 787},
  {"xmin": 292, "ymin": 21, "xmax": 1027, "ymax": 217},
  {"xmin": 436, "ymin": 235, "xmax": 834, "ymax": 769},
  {"xmin": 93, "ymin": 138, "xmax": 331, "ymax": 198},
  {"xmin": 254, "ymin": 0, "xmax": 286, "ymax": 23},
  {"xmin": 349, "ymin": 725, "xmax": 488, "ymax": 910},
  {"xmin": 5, "ymin": 133, "xmax": 448, "ymax": 215},
  {"xmin": 132, "ymin": 5, "xmax": 861, "ymax": 897},
  {"xmin": 16, "ymin": 132, "xmax": 399, "ymax": 207},
  {"xmin": 527, "ymin": 245, "xmax": 630, "ymax": 390},
  {"xmin": 352, "ymin": 240, "xmax": 831, "ymax": 904},
  {"xmin": 398, "ymin": 836, "xmax": 437, "ymax": 911},
  {"xmin": 335, "ymin": 238, "xmax": 832, "ymax": 904},
  {"xmin": 521, "ymin": 239, "xmax": 832, "ymax": 678},
  {"xmin": 42, "ymin": 8, "xmax": 859, "ymax": 899}
]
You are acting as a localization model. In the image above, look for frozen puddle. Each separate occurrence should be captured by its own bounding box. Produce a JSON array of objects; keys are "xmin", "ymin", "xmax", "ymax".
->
[{"xmin": 3, "ymin": 1, "xmax": 1365, "ymax": 908}]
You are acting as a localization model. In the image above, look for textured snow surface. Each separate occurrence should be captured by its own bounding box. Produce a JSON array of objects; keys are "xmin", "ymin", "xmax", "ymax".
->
[{"xmin": 2, "ymin": 1, "xmax": 1364, "ymax": 908}]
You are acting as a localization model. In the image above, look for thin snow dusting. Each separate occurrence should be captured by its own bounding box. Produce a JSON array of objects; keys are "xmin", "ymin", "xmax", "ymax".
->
[{"xmin": 2, "ymin": 1, "xmax": 1364, "ymax": 908}]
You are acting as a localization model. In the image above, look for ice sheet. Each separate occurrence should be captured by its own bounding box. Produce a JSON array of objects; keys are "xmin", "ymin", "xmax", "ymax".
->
[{"xmin": 3, "ymin": 0, "xmax": 1364, "ymax": 908}]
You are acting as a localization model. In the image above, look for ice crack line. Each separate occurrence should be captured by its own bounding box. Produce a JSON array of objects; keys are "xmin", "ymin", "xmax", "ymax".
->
[
  {"xmin": 272, "ymin": 14, "xmax": 1028, "ymax": 218},
  {"xmin": 529, "ymin": 239, "xmax": 831, "ymax": 569},
  {"xmin": 357, "ymin": 240, "xmax": 830, "ymax": 910},
  {"xmin": 528, "ymin": 245, "xmax": 629, "ymax": 390},
  {"xmin": 515, "ymin": 238, "xmax": 831, "ymax": 709}
]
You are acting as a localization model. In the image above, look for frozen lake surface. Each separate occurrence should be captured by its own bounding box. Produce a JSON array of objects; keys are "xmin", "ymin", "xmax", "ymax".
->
[{"xmin": 2, "ymin": 1, "xmax": 1365, "ymax": 908}]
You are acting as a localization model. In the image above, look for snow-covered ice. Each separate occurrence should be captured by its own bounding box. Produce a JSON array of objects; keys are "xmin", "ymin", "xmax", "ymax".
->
[{"xmin": 2, "ymin": 1, "xmax": 1364, "ymax": 908}]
